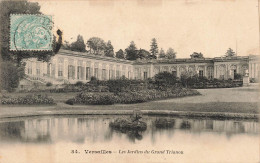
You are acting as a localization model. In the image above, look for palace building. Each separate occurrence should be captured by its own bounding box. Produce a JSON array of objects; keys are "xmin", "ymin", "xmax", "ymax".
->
[{"xmin": 24, "ymin": 49, "xmax": 260, "ymax": 84}]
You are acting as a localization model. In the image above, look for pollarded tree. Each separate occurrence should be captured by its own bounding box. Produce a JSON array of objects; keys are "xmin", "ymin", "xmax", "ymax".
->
[
  {"xmin": 166, "ymin": 48, "xmax": 176, "ymax": 59},
  {"xmin": 86, "ymin": 37, "xmax": 106, "ymax": 55},
  {"xmin": 104, "ymin": 40, "xmax": 114, "ymax": 57},
  {"xmin": 190, "ymin": 52, "xmax": 204, "ymax": 59},
  {"xmin": 159, "ymin": 48, "xmax": 166, "ymax": 59},
  {"xmin": 71, "ymin": 35, "xmax": 86, "ymax": 52},
  {"xmin": 150, "ymin": 38, "xmax": 158, "ymax": 59},
  {"xmin": 225, "ymin": 48, "xmax": 236, "ymax": 57},
  {"xmin": 125, "ymin": 41, "xmax": 138, "ymax": 60},
  {"xmin": 116, "ymin": 49, "xmax": 125, "ymax": 59}
]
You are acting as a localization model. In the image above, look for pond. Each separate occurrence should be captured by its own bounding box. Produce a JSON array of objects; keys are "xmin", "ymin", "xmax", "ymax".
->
[{"xmin": 0, "ymin": 115, "xmax": 259, "ymax": 162}]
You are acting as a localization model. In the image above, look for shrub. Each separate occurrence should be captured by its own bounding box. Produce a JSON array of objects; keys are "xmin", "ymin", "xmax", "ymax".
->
[
  {"xmin": 67, "ymin": 92, "xmax": 116, "ymax": 105},
  {"xmin": 1, "ymin": 94, "xmax": 55, "ymax": 105},
  {"xmin": 154, "ymin": 71, "xmax": 177, "ymax": 88},
  {"xmin": 46, "ymin": 82, "xmax": 53, "ymax": 87},
  {"xmin": 75, "ymin": 81, "xmax": 84, "ymax": 86},
  {"xmin": 65, "ymin": 98, "xmax": 75, "ymax": 105},
  {"xmin": 0, "ymin": 61, "xmax": 25, "ymax": 92}
]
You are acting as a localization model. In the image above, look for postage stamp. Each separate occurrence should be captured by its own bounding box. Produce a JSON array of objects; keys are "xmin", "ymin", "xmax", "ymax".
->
[{"xmin": 10, "ymin": 14, "xmax": 53, "ymax": 51}]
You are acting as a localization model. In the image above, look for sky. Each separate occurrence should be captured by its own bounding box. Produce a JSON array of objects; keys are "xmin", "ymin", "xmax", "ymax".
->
[{"xmin": 37, "ymin": 0, "xmax": 259, "ymax": 58}]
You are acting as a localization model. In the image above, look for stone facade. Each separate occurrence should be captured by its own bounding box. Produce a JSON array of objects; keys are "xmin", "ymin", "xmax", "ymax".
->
[{"xmin": 24, "ymin": 50, "xmax": 260, "ymax": 84}]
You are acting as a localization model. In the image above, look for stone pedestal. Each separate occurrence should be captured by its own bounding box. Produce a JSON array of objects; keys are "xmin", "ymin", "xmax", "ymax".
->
[{"xmin": 243, "ymin": 76, "xmax": 249, "ymax": 86}]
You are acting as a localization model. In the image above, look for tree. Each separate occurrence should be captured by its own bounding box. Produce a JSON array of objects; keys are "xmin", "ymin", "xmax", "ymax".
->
[
  {"xmin": 70, "ymin": 35, "xmax": 86, "ymax": 52},
  {"xmin": 116, "ymin": 49, "xmax": 125, "ymax": 59},
  {"xmin": 104, "ymin": 40, "xmax": 114, "ymax": 57},
  {"xmin": 159, "ymin": 48, "xmax": 166, "ymax": 59},
  {"xmin": 136, "ymin": 49, "xmax": 150, "ymax": 59},
  {"xmin": 62, "ymin": 40, "xmax": 71, "ymax": 50},
  {"xmin": 0, "ymin": 1, "xmax": 60, "ymax": 64},
  {"xmin": 150, "ymin": 38, "xmax": 158, "ymax": 59},
  {"xmin": 86, "ymin": 37, "xmax": 106, "ymax": 55},
  {"xmin": 190, "ymin": 52, "xmax": 204, "ymax": 59},
  {"xmin": 166, "ymin": 48, "xmax": 176, "ymax": 59},
  {"xmin": 225, "ymin": 48, "xmax": 236, "ymax": 57},
  {"xmin": 125, "ymin": 41, "xmax": 138, "ymax": 60},
  {"xmin": 0, "ymin": 61, "xmax": 25, "ymax": 92}
]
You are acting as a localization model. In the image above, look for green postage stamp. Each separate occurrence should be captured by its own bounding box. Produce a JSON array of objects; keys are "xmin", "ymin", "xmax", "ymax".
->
[{"xmin": 10, "ymin": 14, "xmax": 53, "ymax": 51}]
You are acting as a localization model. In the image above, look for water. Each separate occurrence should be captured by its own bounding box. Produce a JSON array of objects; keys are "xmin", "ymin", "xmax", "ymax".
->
[{"xmin": 0, "ymin": 115, "xmax": 259, "ymax": 162}]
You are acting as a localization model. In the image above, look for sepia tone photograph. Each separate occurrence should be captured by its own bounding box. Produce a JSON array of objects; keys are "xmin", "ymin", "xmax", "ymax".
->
[{"xmin": 0, "ymin": 0, "xmax": 259, "ymax": 162}]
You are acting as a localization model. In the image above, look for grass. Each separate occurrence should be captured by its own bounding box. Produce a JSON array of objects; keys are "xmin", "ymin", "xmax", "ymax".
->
[{"xmin": 0, "ymin": 85, "xmax": 259, "ymax": 116}]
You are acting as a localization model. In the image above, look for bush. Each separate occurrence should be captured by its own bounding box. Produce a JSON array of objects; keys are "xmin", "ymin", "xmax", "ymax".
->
[
  {"xmin": 67, "ymin": 87, "xmax": 201, "ymax": 105},
  {"xmin": 0, "ymin": 61, "xmax": 25, "ymax": 92},
  {"xmin": 1, "ymin": 94, "xmax": 55, "ymax": 105},
  {"xmin": 154, "ymin": 72, "xmax": 177, "ymax": 88},
  {"xmin": 46, "ymin": 82, "xmax": 53, "ymax": 87},
  {"xmin": 75, "ymin": 81, "xmax": 84, "ymax": 86},
  {"xmin": 67, "ymin": 92, "xmax": 116, "ymax": 105}
]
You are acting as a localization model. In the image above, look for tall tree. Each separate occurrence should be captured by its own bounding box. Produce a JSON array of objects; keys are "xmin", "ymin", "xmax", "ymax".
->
[
  {"xmin": 190, "ymin": 52, "xmax": 204, "ymax": 59},
  {"xmin": 159, "ymin": 48, "xmax": 166, "ymax": 59},
  {"xmin": 0, "ymin": 1, "xmax": 59, "ymax": 64},
  {"xmin": 104, "ymin": 40, "xmax": 114, "ymax": 57},
  {"xmin": 125, "ymin": 41, "xmax": 138, "ymax": 60},
  {"xmin": 86, "ymin": 37, "xmax": 106, "ymax": 55},
  {"xmin": 150, "ymin": 38, "xmax": 158, "ymax": 59},
  {"xmin": 116, "ymin": 49, "xmax": 125, "ymax": 59},
  {"xmin": 225, "ymin": 48, "xmax": 236, "ymax": 57},
  {"xmin": 70, "ymin": 35, "xmax": 86, "ymax": 52},
  {"xmin": 166, "ymin": 48, "xmax": 176, "ymax": 59}
]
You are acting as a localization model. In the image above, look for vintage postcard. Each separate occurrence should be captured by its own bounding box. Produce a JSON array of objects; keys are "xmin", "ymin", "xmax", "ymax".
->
[{"xmin": 0, "ymin": 0, "xmax": 259, "ymax": 162}]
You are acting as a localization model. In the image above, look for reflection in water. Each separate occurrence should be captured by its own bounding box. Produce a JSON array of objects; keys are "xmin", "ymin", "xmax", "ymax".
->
[{"xmin": 0, "ymin": 115, "xmax": 258, "ymax": 144}]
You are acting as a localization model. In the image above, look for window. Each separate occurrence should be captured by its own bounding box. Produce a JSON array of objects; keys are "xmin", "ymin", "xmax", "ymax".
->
[
  {"xmin": 144, "ymin": 72, "xmax": 148, "ymax": 80},
  {"xmin": 128, "ymin": 71, "xmax": 131, "ymax": 79},
  {"xmin": 36, "ymin": 69, "xmax": 40, "ymax": 76},
  {"xmin": 58, "ymin": 64, "xmax": 63, "ymax": 77},
  {"xmin": 116, "ymin": 70, "xmax": 120, "ymax": 79},
  {"xmin": 102, "ymin": 69, "xmax": 106, "ymax": 80},
  {"xmin": 86, "ymin": 67, "xmax": 90, "ymax": 80},
  {"xmin": 109, "ymin": 69, "xmax": 112, "ymax": 79},
  {"xmin": 94, "ymin": 68, "xmax": 99, "ymax": 79},
  {"xmin": 68, "ymin": 65, "xmax": 75, "ymax": 79},
  {"xmin": 172, "ymin": 71, "xmax": 177, "ymax": 77},
  {"xmin": 27, "ymin": 62, "xmax": 32, "ymax": 74},
  {"xmin": 77, "ymin": 66, "xmax": 83, "ymax": 80},
  {"xmin": 199, "ymin": 70, "xmax": 204, "ymax": 77},
  {"xmin": 36, "ymin": 63, "xmax": 40, "ymax": 76}
]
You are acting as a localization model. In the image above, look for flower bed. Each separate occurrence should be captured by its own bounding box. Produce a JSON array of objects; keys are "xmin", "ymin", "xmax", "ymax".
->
[
  {"xmin": 66, "ymin": 92, "xmax": 116, "ymax": 105},
  {"xmin": 1, "ymin": 94, "xmax": 55, "ymax": 105},
  {"xmin": 66, "ymin": 88, "xmax": 201, "ymax": 105}
]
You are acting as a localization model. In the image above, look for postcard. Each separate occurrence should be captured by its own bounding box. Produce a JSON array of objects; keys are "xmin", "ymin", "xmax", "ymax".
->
[{"xmin": 0, "ymin": 0, "xmax": 259, "ymax": 162}]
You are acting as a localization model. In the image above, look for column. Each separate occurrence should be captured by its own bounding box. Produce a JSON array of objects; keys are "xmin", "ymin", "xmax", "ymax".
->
[
  {"xmin": 254, "ymin": 63, "xmax": 256, "ymax": 78},
  {"xmin": 177, "ymin": 65, "xmax": 180, "ymax": 78},
  {"xmin": 214, "ymin": 65, "xmax": 217, "ymax": 79},
  {"xmin": 249, "ymin": 63, "xmax": 251, "ymax": 78},
  {"xmin": 64, "ymin": 58, "xmax": 68, "ymax": 79},
  {"xmin": 204, "ymin": 65, "xmax": 207, "ymax": 78},
  {"xmin": 150, "ymin": 64, "xmax": 154, "ymax": 78},
  {"xmin": 53, "ymin": 59, "xmax": 58, "ymax": 78},
  {"xmin": 32, "ymin": 61, "xmax": 36, "ymax": 76},
  {"xmin": 83, "ymin": 61, "xmax": 86, "ymax": 80},
  {"xmin": 74, "ymin": 60, "xmax": 77, "ymax": 80}
]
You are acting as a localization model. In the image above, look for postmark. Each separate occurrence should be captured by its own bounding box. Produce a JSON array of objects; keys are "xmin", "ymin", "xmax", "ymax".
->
[{"xmin": 10, "ymin": 14, "xmax": 53, "ymax": 51}]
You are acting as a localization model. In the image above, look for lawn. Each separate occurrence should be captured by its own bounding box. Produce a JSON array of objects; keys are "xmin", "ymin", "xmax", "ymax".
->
[{"xmin": 0, "ymin": 85, "xmax": 259, "ymax": 115}]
